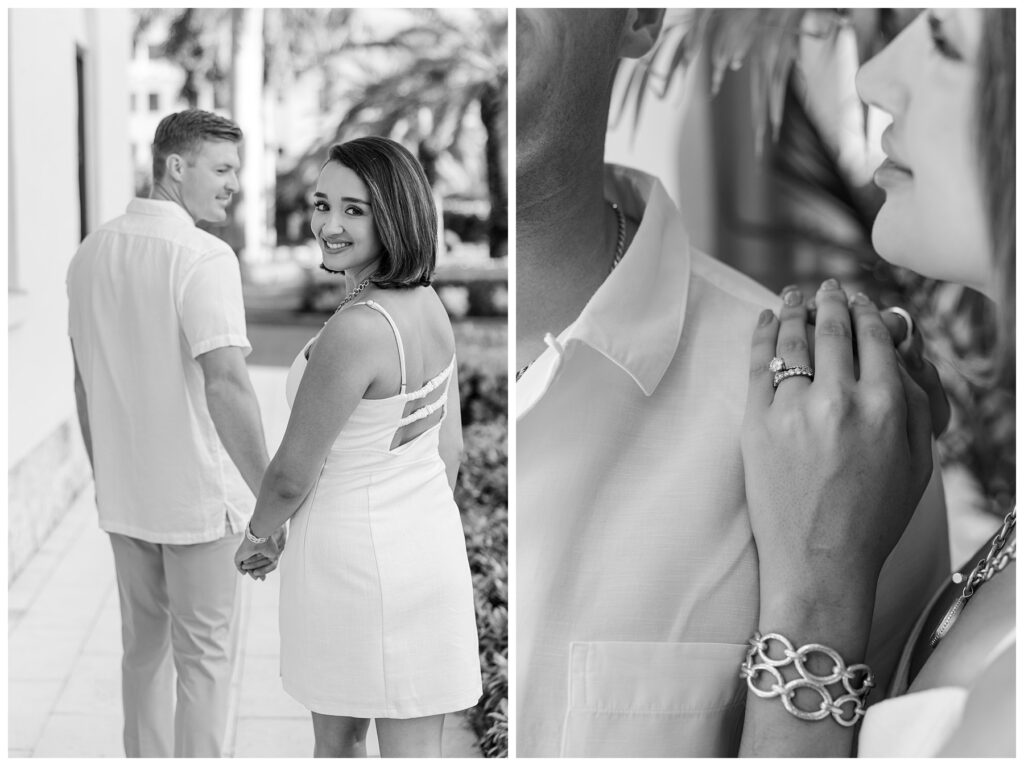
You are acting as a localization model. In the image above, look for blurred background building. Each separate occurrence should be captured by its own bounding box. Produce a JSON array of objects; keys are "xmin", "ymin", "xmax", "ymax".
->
[{"xmin": 9, "ymin": 8, "xmax": 133, "ymax": 581}]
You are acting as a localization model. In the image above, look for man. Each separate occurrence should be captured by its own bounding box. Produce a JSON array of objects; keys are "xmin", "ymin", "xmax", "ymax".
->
[
  {"xmin": 67, "ymin": 109, "xmax": 271, "ymax": 757},
  {"xmin": 516, "ymin": 10, "xmax": 950, "ymax": 757}
]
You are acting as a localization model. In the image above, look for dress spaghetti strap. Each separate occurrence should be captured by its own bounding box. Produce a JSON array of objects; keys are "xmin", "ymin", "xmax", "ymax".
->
[{"xmin": 355, "ymin": 300, "xmax": 407, "ymax": 395}]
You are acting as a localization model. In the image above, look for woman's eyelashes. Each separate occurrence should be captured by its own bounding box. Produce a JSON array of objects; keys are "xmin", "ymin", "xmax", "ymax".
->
[
  {"xmin": 311, "ymin": 200, "xmax": 367, "ymax": 216},
  {"xmin": 927, "ymin": 12, "xmax": 963, "ymax": 61}
]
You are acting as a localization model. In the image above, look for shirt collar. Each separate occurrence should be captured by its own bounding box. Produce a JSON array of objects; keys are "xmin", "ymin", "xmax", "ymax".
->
[
  {"xmin": 127, "ymin": 197, "xmax": 196, "ymax": 226},
  {"xmin": 566, "ymin": 164, "xmax": 692, "ymax": 396}
]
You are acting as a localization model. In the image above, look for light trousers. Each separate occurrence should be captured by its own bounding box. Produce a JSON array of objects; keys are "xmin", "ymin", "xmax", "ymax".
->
[{"xmin": 108, "ymin": 529, "xmax": 242, "ymax": 758}]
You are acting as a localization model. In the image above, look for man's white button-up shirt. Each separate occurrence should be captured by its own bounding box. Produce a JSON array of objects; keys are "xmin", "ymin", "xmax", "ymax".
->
[
  {"xmin": 67, "ymin": 198, "xmax": 254, "ymax": 544},
  {"xmin": 516, "ymin": 165, "xmax": 950, "ymax": 757}
]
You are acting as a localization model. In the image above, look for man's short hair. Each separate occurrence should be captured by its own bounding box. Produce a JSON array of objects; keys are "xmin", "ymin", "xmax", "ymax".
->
[
  {"xmin": 151, "ymin": 109, "xmax": 243, "ymax": 183},
  {"xmin": 325, "ymin": 137, "xmax": 437, "ymax": 289}
]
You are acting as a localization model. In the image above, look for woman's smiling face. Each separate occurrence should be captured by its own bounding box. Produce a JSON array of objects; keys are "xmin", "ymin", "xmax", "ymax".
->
[
  {"xmin": 311, "ymin": 161, "xmax": 383, "ymax": 282},
  {"xmin": 856, "ymin": 9, "xmax": 992, "ymax": 296}
]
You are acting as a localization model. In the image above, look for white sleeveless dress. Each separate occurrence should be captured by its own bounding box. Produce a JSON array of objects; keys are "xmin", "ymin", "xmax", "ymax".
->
[
  {"xmin": 857, "ymin": 583, "xmax": 1015, "ymax": 756},
  {"xmin": 278, "ymin": 299, "xmax": 482, "ymax": 718}
]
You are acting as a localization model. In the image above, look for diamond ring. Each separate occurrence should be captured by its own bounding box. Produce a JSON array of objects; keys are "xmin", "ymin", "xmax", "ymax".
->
[{"xmin": 770, "ymin": 356, "xmax": 814, "ymax": 389}]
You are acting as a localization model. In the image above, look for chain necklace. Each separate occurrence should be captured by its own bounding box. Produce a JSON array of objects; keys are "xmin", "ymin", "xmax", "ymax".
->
[
  {"xmin": 929, "ymin": 507, "xmax": 1016, "ymax": 648},
  {"xmin": 516, "ymin": 200, "xmax": 626, "ymax": 382},
  {"xmin": 330, "ymin": 277, "xmax": 371, "ymax": 320}
]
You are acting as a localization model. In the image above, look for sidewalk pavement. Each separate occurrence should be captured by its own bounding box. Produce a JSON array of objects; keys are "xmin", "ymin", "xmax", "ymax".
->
[{"xmin": 8, "ymin": 366, "xmax": 480, "ymax": 758}]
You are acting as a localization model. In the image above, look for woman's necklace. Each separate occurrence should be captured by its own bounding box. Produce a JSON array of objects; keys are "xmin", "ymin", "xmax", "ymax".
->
[
  {"xmin": 516, "ymin": 199, "xmax": 626, "ymax": 382},
  {"xmin": 306, "ymin": 277, "xmax": 373, "ymax": 360},
  {"xmin": 330, "ymin": 277, "xmax": 371, "ymax": 319},
  {"xmin": 929, "ymin": 507, "xmax": 1016, "ymax": 648}
]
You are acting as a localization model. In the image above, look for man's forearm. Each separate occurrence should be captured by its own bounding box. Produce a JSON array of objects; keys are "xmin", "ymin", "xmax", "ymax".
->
[{"xmin": 205, "ymin": 376, "xmax": 269, "ymax": 497}]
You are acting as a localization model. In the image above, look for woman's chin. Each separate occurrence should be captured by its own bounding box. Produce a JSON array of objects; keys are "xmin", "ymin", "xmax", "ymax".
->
[{"xmin": 870, "ymin": 217, "xmax": 912, "ymax": 272}]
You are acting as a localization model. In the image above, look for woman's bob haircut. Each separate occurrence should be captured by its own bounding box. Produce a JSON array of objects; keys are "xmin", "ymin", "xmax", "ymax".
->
[{"xmin": 323, "ymin": 137, "xmax": 437, "ymax": 289}]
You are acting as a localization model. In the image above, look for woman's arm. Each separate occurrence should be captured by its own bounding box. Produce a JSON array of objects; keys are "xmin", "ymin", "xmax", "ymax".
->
[
  {"xmin": 248, "ymin": 307, "xmax": 386, "ymax": 538},
  {"xmin": 439, "ymin": 364, "xmax": 465, "ymax": 491},
  {"xmin": 738, "ymin": 281, "xmax": 935, "ymax": 757}
]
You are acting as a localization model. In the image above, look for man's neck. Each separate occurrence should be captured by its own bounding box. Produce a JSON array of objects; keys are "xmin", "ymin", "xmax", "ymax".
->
[
  {"xmin": 516, "ymin": 139, "xmax": 619, "ymax": 368},
  {"xmin": 150, "ymin": 182, "xmax": 195, "ymax": 223}
]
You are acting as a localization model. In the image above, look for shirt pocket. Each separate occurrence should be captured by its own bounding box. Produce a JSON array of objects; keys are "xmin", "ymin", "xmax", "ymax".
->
[{"xmin": 561, "ymin": 640, "xmax": 748, "ymax": 757}]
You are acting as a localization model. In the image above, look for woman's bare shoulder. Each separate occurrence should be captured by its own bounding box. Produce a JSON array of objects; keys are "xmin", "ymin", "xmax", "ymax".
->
[{"xmin": 313, "ymin": 302, "xmax": 395, "ymax": 364}]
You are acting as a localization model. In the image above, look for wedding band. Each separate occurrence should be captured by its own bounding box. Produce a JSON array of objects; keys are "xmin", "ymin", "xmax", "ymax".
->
[
  {"xmin": 773, "ymin": 366, "xmax": 814, "ymax": 389},
  {"xmin": 883, "ymin": 307, "xmax": 915, "ymax": 354}
]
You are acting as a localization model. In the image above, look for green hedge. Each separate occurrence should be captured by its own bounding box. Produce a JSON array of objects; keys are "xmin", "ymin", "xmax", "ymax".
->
[{"xmin": 454, "ymin": 328, "xmax": 508, "ymax": 758}]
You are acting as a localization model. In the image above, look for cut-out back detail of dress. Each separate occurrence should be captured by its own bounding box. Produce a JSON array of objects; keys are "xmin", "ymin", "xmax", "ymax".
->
[
  {"xmin": 284, "ymin": 299, "xmax": 456, "ymax": 454},
  {"xmin": 355, "ymin": 300, "xmax": 455, "ymax": 451}
]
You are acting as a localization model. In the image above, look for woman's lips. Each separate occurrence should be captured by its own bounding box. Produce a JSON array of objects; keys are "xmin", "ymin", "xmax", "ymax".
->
[
  {"xmin": 322, "ymin": 239, "xmax": 351, "ymax": 252},
  {"xmin": 874, "ymin": 157, "xmax": 913, "ymax": 188}
]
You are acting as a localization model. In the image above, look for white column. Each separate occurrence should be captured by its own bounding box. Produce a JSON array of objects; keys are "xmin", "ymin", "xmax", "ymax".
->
[{"xmin": 232, "ymin": 8, "xmax": 266, "ymax": 263}]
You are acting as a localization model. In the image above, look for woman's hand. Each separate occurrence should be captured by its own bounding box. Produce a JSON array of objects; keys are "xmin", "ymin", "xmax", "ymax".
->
[
  {"xmin": 743, "ymin": 281, "xmax": 935, "ymax": 601},
  {"xmin": 879, "ymin": 309, "xmax": 951, "ymax": 437},
  {"xmin": 808, "ymin": 300, "xmax": 951, "ymax": 437},
  {"xmin": 737, "ymin": 280, "xmax": 936, "ymax": 757},
  {"xmin": 234, "ymin": 528, "xmax": 285, "ymax": 581}
]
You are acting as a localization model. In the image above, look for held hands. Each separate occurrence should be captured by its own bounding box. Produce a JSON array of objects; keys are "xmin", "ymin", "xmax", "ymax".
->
[
  {"xmin": 234, "ymin": 525, "xmax": 288, "ymax": 581},
  {"xmin": 742, "ymin": 281, "xmax": 935, "ymax": 599}
]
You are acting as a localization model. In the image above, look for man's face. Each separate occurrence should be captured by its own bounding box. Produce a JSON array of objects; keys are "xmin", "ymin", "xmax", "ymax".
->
[
  {"xmin": 179, "ymin": 140, "xmax": 240, "ymax": 224},
  {"xmin": 516, "ymin": 10, "xmax": 625, "ymax": 166}
]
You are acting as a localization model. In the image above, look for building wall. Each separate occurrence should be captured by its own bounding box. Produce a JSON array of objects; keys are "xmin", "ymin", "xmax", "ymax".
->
[{"xmin": 8, "ymin": 9, "xmax": 132, "ymax": 580}]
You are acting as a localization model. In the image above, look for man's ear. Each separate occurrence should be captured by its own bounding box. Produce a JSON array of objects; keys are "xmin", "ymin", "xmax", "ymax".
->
[
  {"xmin": 165, "ymin": 154, "xmax": 186, "ymax": 182},
  {"xmin": 620, "ymin": 9, "xmax": 665, "ymax": 59}
]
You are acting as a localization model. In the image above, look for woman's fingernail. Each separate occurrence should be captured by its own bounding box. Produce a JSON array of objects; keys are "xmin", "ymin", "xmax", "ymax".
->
[
  {"xmin": 783, "ymin": 288, "xmax": 803, "ymax": 307},
  {"xmin": 758, "ymin": 309, "xmax": 775, "ymax": 326},
  {"xmin": 851, "ymin": 292, "xmax": 871, "ymax": 306},
  {"xmin": 820, "ymin": 278, "xmax": 839, "ymax": 291}
]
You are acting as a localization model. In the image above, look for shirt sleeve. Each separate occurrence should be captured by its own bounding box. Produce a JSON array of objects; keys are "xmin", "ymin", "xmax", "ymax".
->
[{"xmin": 178, "ymin": 247, "xmax": 252, "ymax": 359}]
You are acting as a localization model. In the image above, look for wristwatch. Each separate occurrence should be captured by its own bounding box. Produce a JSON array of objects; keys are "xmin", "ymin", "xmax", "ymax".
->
[{"xmin": 245, "ymin": 521, "xmax": 268, "ymax": 545}]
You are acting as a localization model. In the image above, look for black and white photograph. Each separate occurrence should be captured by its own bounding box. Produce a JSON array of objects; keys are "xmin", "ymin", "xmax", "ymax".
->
[
  {"xmin": 516, "ymin": 8, "xmax": 1014, "ymax": 758},
  {"xmin": 9, "ymin": 7, "xmax": 507, "ymax": 758}
]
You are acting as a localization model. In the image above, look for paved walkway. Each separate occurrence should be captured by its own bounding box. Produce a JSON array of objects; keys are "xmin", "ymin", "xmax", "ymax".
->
[{"xmin": 8, "ymin": 366, "xmax": 479, "ymax": 758}]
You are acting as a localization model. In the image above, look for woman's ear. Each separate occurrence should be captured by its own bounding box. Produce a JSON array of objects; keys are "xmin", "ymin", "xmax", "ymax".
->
[{"xmin": 619, "ymin": 9, "xmax": 665, "ymax": 59}]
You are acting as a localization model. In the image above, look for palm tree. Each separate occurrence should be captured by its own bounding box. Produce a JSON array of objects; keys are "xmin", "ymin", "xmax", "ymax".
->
[{"xmin": 279, "ymin": 9, "xmax": 508, "ymax": 258}]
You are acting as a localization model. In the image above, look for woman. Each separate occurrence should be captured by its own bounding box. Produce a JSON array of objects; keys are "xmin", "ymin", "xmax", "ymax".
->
[
  {"xmin": 738, "ymin": 9, "xmax": 1013, "ymax": 757},
  {"xmin": 234, "ymin": 137, "xmax": 482, "ymax": 757}
]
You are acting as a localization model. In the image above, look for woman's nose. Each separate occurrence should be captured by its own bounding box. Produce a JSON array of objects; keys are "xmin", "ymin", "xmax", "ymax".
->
[
  {"xmin": 322, "ymin": 212, "xmax": 346, "ymax": 234},
  {"xmin": 855, "ymin": 25, "xmax": 908, "ymax": 116}
]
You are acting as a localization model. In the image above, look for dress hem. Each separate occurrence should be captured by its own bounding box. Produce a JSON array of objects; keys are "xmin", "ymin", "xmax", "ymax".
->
[{"xmin": 281, "ymin": 679, "xmax": 483, "ymax": 720}]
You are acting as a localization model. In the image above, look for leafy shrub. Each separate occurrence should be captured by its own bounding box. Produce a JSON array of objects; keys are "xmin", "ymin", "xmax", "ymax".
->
[{"xmin": 454, "ymin": 340, "xmax": 508, "ymax": 758}]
